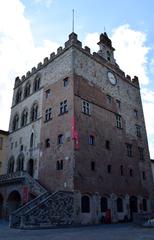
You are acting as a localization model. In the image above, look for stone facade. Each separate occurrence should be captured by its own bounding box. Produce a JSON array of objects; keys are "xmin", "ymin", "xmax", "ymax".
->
[
  {"xmin": 0, "ymin": 130, "xmax": 9, "ymax": 175},
  {"xmin": 0, "ymin": 32, "xmax": 153, "ymax": 226}
]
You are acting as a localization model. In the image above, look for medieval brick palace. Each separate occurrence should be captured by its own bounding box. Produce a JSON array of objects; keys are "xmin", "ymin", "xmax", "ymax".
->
[{"xmin": 0, "ymin": 32, "xmax": 153, "ymax": 227}]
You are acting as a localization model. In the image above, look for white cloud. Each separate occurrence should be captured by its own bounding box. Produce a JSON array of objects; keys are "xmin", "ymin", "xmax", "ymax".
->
[
  {"xmin": 111, "ymin": 24, "xmax": 149, "ymax": 85},
  {"xmin": 0, "ymin": 0, "xmax": 59, "ymax": 131},
  {"xmin": 32, "ymin": 0, "xmax": 54, "ymax": 8},
  {"xmin": 83, "ymin": 32, "xmax": 99, "ymax": 52}
]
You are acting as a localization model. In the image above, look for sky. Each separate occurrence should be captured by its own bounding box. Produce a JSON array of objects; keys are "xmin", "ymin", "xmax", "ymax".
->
[{"xmin": 0, "ymin": 0, "xmax": 154, "ymax": 158}]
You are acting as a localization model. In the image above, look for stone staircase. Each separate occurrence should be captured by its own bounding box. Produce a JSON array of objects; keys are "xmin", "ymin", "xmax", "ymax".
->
[
  {"xmin": 0, "ymin": 171, "xmax": 46, "ymax": 196},
  {"xmin": 10, "ymin": 191, "xmax": 50, "ymax": 228},
  {"xmin": 10, "ymin": 191, "xmax": 74, "ymax": 229}
]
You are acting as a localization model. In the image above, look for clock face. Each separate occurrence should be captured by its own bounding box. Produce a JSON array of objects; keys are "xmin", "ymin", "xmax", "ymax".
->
[{"xmin": 107, "ymin": 72, "xmax": 117, "ymax": 85}]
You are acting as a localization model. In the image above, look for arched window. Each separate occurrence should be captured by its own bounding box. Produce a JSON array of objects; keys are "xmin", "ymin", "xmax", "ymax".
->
[
  {"xmin": 27, "ymin": 159, "xmax": 34, "ymax": 177},
  {"xmin": 30, "ymin": 133, "xmax": 34, "ymax": 148},
  {"xmin": 16, "ymin": 153, "xmax": 24, "ymax": 171},
  {"xmin": 33, "ymin": 75, "xmax": 40, "ymax": 92},
  {"xmin": 15, "ymin": 88, "xmax": 22, "ymax": 104},
  {"xmin": 81, "ymin": 195, "xmax": 90, "ymax": 213},
  {"xmin": 21, "ymin": 109, "xmax": 28, "ymax": 127},
  {"xmin": 7, "ymin": 156, "xmax": 15, "ymax": 174},
  {"xmin": 120, "ymin": 165, "xmax": 124, "ymax": 176},
  {"xmin": 143, "ymin": 198, "xmax": 147, "ymax": 211},
  {"xmin": 12, "ymin": 114, "xmax": 19, "ymax": 131},
  {"xmin": 89, "ymin": 135, "xmax": 95, "ymax": 145},
  {"xmin": 117, "ymin": 197, "xmax": 123, "ymax": 212},
  {"xmin": 101, "ymin": 197, "xmax": 108, "ymax": 212},
  {"xmin": 107, "ymin": 50, "xmax": 111, "ymax": 61},
  {"xmin": 24, "ymin": 82, "xmax": 31, "ymax": 98},
  {"xmin": 56, "ymin": 160, "xmax": 63, "ymax": 170},
  {"xmin": 31, "ymin": 103, "xmax": 38, "ymax": 122},
  {"xmin": 57, "ymin": 134, "xmax": 64, "ymax": 144}
]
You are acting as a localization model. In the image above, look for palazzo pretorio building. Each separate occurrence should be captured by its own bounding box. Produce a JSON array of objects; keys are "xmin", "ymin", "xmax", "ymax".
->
[{"xmin": 0, "ymin": 32, "xmax": 154, "ymax": 228}]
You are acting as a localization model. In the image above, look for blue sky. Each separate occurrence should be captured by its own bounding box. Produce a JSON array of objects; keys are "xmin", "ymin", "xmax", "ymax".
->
[{"xmin": 0, "ymin": 0, "xmax": 154, "ymax": 158}]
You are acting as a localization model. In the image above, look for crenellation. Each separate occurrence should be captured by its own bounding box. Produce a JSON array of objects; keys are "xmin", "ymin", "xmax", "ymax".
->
[
  {"xmin": 57, "ymin": 46, "xmax": 63, "ymax": 54},
  {"xmin": 26, "ymin": 71, "xmax": 31, "ymax": 78},
  {"xmin": 37, "ymin": 62, "xmax": 43, "ymax": 69},
  {"xmin": 21, "ymin": 75, "xmax": 26, "ymax": 81},
  {"xmin": 126, "ymin": 75, "xmax": 131, "ymax": 82},
  {"xmin": 31, "ymin": 67, "xmax": 37, "ymax": 73},
  {"xmin": 50, "ymin": 52, "xmax": 55, "ymax": 60},
  {"xmin": 84, "ymin": 46, "xmax": 91, "ymax": 54},
  {"xmin": 14, "ymin": 76, "xmax": 21, "ymax": 87},
  {"xmin": 43, "ymin": 57, "xmax": 49, "ymax": 65},
  {"xmin": 132, "ymin": 76, "xmax": 139, "ymax": 86}
]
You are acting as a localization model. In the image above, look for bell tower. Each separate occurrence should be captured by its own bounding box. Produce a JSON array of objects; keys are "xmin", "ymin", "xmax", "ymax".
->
[{"xmin": 97, "ymin": 32, "xmax": 116, "ymax": 64}]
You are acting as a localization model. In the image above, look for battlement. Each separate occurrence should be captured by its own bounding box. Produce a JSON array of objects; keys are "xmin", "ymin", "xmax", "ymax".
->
[{"xmin": 14, "ymin": 32, "xmax": 140, "ymax": 89}]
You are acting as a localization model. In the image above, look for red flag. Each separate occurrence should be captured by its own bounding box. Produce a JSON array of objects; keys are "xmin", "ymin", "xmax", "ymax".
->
[{"xmin": 71, "ymin": 115, "xmax": 79, "ymax": 149}]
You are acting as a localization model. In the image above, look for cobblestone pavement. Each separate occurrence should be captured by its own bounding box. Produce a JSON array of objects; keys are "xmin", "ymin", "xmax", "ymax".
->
[{"xmin": 1, "ymin": 221, "xmax": 154, "ymax": 240}]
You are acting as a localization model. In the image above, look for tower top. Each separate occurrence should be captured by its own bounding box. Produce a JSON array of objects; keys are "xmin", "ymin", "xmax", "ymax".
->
[
  {"xmin": 97, "ymin": 32, "xmax": 115, "ymax": 51},
  {"xmin": 97, "ymin": 32, "xmax": 115, "ymax": 63}
]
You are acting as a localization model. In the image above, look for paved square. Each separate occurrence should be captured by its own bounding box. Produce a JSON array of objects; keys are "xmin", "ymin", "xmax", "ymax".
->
[{"xmin": 1, "ymin": 221, "xmax": 154, "ymax": 240}]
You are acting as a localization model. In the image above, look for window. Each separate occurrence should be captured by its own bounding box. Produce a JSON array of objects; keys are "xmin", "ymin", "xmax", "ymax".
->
[
  {"xmin": 105, "ymin": 140, "xmax": 110, "ymax": 150},
  {"xmin": 56, "ymin": 160, "xmax": 63, "ymax": 170},
  {"xmin": 107, "ymin": 164, "xmax": 112, "ymax": 174},
  {"xmin": 31, "ymin": 103, "xmax": 38, "ymax": 121},
  {"xmin": 30, "ymin": 133, "xmax": 34, "ymax": 148},
  {"xmin": 107, "ymin": 94, "xmax": 112, "ymax": 103},
  {"xmin": 89, "ymin": 135, "xmax": 95, "ymax": 145},
  {"xmin": 45, "ymin": 138, "xmax": 50, "ymax": 148},
  {"xmin": 33, "ymin": 75, "xmax": 40, "ymax": 92},
  {"xmin": 134, "ymin": 109, "xmax": 138, "ymax": 118},
  {"xmin": 45, "ymin": 89, "xmax": 51, "ymax": 99},
  {"xmin": 138, "ymin": 147, "xmax": 144, "ymax": 161},
  {"xmin": 117, "ymin": 198, "xmax": 123, "ymax": 212},
  {"xmin": 58, "ymin": 134, "xmax": 64, "ymax": 145},
  {"xmin": 129, "ymin": 169, "xmax": 133, "ymax": 177},
  {"xmin": 142, "ymin": 171, "xmax": 146, "ymax": 180},
  {"xmin": 60, "ymin": 100, "xmax": 68, "ymax": 114},
  {"xmin": 126, "ymin": 143, "xmax": 132, "ymax": 157},
  {"xmin": 107, "ymin": 50, "xmax": 111, "ymax": 61},
  {"xmin": 120, "ymin": 165, "xmax": 124, "ymax": 176},
  {"xmin": 45, "ymin": 108, "xmax": 52, "ymax": 121},
  {"xmin": 81, "ymin": 196, "xmax": 90, "ymax": 213},
  {"xmin": 100, "ymin": 197, "xmax": 108, "ymax": 212},
  {"xmin": 107, "ymin": 95, "xmax": 112, "ymax": 103},
  {"xmin": 15, "ymin": 88, "xmax": 22, "ymax": 104},
  {"xmin": 91, "ymin": 161, "xmax": 95, "ymax": 171},
  {"xmin": 12, "ymin": 114, "xmax": 19, "ymax": 131},
  {"xmin": 82, "ymin": 100, "xmax": 91, "ymax": 115},
  {"xmin": 20, "ymin": 145, "xmax": 23, "ymax": 151},
  {"xmin": 16, "ymin": 153, "xmax": 24, "ymax": 171},
  {"xmin": 63, "ymin": 77, "xmax": 69, "ymax": 87},
  {"xmin": 24, "ymin": 82, "xmax": 31, "ymax": 98},
  {"xmin": 136, "ymin": 125, "xmax": 141, "ymax": 138},
  {"xmin": 21, "ymin": 109, "xmax": 28, "ymax": 127},
  {"xmin": 0, "ymin": 137, "xmax": 3, "ymax": 150},
  {"xmin": 116, "ymin": 114, "xmax": 122, "ymax": 128},
  {"xmin": 116, "ymin": 99, "xmax": 121, "ymax": 108},
  {"xmin": 143, "ymin": 199, "xmax": 147, "ymax": 211},
  {"xmin": 7, "ymin": 156, "xmax": 15, "ymax": 174}
]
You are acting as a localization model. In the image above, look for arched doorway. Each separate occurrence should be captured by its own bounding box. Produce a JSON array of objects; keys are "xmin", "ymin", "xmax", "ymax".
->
[
  {"xmin": 27, "ymin": 159, "xmax": 34, "ymax": 177},
  {"xmin": 129, "ymin": 196, "xmax": 138, "ymax": 220},
  {"xmin": 0, "ymin": 194, "xmax": 3, "ymax": 218},
  {"xmin": 7, "ymin": 191, "xmax": 21, "ymax": 216}
]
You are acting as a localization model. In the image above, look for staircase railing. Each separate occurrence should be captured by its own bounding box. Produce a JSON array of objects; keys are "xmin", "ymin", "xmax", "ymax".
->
[{"xmin": 10, "ymin": 191, "xmax": 49, "ymax": 228}]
